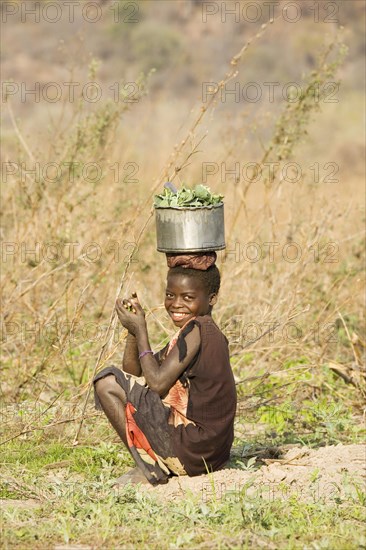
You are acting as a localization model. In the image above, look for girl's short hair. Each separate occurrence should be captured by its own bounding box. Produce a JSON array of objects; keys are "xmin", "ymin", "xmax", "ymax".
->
[{"xmin": 167, "ymin": 265, "xmax": 221, "ymax": 295}]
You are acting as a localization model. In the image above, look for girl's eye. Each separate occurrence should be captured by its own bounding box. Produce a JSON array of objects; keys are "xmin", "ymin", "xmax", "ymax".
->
[
  {"xmin": 184, "ymin": 296, "xmax": 194, "ymax": 301},
  {"xmin": 166, "ymin": 293, "xmax": 173, "ymax": 299}
]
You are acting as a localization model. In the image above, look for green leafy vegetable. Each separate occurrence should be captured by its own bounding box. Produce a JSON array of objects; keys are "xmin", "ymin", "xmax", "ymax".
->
[{"xmin": 154, "ymin": 184, "xmax": 224, "ymax": 208}]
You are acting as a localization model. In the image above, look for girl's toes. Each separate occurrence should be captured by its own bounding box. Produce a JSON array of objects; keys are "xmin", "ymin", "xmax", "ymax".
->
[{"xmin": 112, "ymin": 467, "xmax": 149, "ymax": 487}]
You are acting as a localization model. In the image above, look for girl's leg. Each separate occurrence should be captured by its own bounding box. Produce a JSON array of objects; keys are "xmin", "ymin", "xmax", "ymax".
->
[
  {"xmin": 94, "ymin": 374, "xmax": 128, "ymax": 446},
  {"xmin": 94, "ymin": 374, "xmax": 148, "ymax": 485}
]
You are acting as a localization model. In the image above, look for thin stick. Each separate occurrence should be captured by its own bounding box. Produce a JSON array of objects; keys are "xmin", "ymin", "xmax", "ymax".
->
[
  {"xmin": 112, "ymin": 14, "xmax": 282, "ymax": 241},
  {"xmin": 73, "ymin": 215, "xmax": 152, "ymax": 444},
  {"xmin": 7, "ymin": 101, "xmax": 35, "ymax": 163},
  {"xmin": 1, "ymin": 412, "xmax": 100, "ymax": 446},
  {"xmin": 337, "ymin": 310, "xmax": 360, "ymax": 366},
  {"xmin": 72, "ymin": 14, "xmax": 284, "ymax": 444}
]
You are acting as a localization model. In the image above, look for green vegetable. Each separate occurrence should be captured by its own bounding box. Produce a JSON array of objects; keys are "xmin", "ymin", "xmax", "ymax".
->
[{"xmin": 153, "ymin": 184, "xmax": 224, "ymax": 208}]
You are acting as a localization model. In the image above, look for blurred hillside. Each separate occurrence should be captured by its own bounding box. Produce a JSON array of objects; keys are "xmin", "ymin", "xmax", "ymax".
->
[{"xmin": 1, "ymin": 0, "xmax": 365, "ymax": 175}]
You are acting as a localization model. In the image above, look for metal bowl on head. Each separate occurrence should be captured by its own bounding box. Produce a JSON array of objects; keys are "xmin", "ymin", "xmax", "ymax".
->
[{"xmin": 154, "ymin": 203, "xmax": 225, "ymax": 253}]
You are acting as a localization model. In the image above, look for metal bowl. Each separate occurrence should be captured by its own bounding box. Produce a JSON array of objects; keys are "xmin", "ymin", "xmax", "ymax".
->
[{"xmin": 154, "ymin": 203, "xmax": 225, "ymax": 253}]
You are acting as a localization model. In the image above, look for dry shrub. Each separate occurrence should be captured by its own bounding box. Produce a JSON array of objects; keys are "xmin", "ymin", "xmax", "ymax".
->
[{"xmin": 0, "ymin": 27, "xmax": 364, "ymax": 443}]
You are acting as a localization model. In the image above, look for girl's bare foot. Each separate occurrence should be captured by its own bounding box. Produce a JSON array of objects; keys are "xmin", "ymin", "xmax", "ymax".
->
[{"xmin": 112, "ymin": 467, "xmax": 149, "ymax": 487}]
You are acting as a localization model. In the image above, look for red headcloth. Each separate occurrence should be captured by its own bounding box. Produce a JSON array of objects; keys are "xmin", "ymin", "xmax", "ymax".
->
[{"xmin": 166, "ymin": 251, "xmax": 217, "ymax": 271}]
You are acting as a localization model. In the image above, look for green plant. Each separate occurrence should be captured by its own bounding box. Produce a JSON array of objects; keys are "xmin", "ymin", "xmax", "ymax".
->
[{"xmin": 154, "ymin": 184, "xmax": 224, "ymax": 207}]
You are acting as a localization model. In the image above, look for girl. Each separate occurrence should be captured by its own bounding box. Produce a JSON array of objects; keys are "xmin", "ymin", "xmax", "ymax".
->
[{"xmin": 94, "ymin": 260, "xmax": 237, "ymax": 486}]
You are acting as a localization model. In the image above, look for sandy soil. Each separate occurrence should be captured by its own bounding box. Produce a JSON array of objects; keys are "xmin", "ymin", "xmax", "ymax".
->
[
  {"xmin": 143, "ymin": 444, "xmax": 366, "ymax": 503},
  {"xmin": 2, "ymin": 444, "xmax": 364, "ymax": 512}
]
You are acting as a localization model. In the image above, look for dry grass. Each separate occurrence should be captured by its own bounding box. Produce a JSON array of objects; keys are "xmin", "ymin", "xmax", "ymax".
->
[
  {"xmin": 0, "ymin": 4, "xmax": 365, "ymax": 548},
  {"xmin": 2, "ymin": 29, "xmax": 362, "ymax": 418},
  {"xmin": 1, "ymin": 26, "xmax": 364, "ymax": 423}
]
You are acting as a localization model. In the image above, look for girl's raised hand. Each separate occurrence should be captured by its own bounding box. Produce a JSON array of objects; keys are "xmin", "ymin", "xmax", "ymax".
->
[{"xmin": 115, "ymin": 292, "xmax": 146, "ymax": 336}]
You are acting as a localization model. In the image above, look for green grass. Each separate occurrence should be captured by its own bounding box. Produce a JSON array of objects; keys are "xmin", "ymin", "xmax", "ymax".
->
[
  {"xmin": 1, "ymin": 451, "xmax": 365, "ymax": 550},
  {"xmin": 1, "ymin": 334, "xmax": 364, "ymax": 549},
  {"xmin": 1, "ymin": 399, "xmax": 365, "ymax": 549}
]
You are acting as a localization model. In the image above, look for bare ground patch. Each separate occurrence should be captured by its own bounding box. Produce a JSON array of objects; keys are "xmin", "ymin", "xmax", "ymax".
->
[{"xmin": 143, "ymin": 444, "xmax": 366, "ymax": 503}]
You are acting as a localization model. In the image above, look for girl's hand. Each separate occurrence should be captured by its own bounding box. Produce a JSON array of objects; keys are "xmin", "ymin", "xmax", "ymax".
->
[{"xmin": 115, "ymin": 293, "xmax": 146, "ymax": 336}]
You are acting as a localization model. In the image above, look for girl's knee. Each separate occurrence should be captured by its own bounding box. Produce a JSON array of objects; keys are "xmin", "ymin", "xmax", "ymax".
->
[
  {"xmin": 94, "ymin": 374, "xmax": 126, "ymax": 402},
  {"xmin": 94, "ymin": 374, "xmax": 118, "ymax": 396}
]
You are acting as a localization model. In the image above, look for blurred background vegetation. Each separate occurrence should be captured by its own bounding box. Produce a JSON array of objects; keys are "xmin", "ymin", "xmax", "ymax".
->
[
  {"xmin": 1, "ymin": 0, "xmax": 364, "ymax": 445},
  {"xmin": 1, "ymin": 1, "xmax": 365, "ymax": 547}
]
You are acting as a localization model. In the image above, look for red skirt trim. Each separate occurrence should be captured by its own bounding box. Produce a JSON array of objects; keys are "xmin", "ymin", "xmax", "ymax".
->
[{"xmin": 125, "ymin": 402, "xmax": 159, "ymax": 463}]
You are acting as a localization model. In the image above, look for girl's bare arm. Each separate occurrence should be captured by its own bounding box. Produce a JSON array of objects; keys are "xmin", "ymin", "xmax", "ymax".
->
[
  {"xmin": 135, "ymin": 324, "xmax": 200, "ymax": 396},
  {"xmin": 116, "ymin": 296, "xmax": 200, "ymax": 396},
  {"xmin": 122, "ymin": 333, "xmax": 142, "ymax": 376}
]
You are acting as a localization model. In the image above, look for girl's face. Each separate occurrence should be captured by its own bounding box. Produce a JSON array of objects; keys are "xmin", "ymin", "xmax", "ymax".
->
[{"xmin": 165, "ymin": 273, "xmax": 217, "ymax": 328}]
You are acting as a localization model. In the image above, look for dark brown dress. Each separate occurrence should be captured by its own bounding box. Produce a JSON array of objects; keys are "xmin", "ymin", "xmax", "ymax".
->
[{"xmin": 93, "ymin": 315, "xmax": 237, "ymax": 484}]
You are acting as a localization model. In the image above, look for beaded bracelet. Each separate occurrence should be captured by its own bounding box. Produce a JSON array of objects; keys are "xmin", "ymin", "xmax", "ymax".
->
[{"xmin": 139, "ymin": 350, "xmax": 154, "ymax": 359}]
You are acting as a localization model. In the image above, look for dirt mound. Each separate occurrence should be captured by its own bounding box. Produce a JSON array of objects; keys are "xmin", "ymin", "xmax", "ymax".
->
[{"xmin": 144, "ymin": 444, "xmax": 366, "ymax": 503}]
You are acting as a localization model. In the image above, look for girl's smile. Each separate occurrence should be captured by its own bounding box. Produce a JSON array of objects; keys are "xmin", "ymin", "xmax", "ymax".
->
[{"xmin": 165, "ymin": 273, "xmax": 217, "ymax": 327}]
